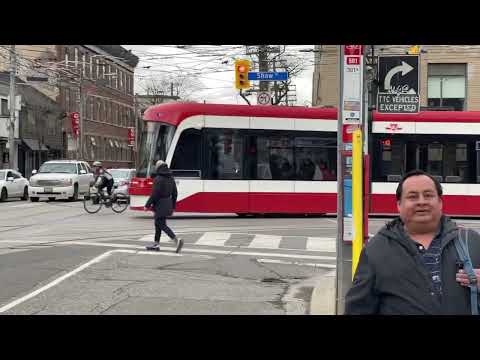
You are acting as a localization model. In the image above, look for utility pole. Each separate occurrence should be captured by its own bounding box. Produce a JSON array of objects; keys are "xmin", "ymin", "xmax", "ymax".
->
[
  {"xmin": 272, "ymin": 57, "xmax": 278, "ymax": 104},
  {"xmin": 258, "ymin": 45, "xmax": 269, "ymax": 93},
  {"xmin": 8, "ymin": 45, "xmax": 16, "ymax": 170}
]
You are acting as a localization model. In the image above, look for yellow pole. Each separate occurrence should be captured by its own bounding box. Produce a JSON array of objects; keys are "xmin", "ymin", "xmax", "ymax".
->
[{"xmin": 352, "ymin": 129, "xmax": 363, "ymax": 280}]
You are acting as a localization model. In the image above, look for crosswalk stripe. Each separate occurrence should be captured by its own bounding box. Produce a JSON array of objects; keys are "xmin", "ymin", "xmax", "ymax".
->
[
  {"xmin": 257, "ymin": 258, "xmax": 336, "ymax": 269},
  {"xmin": 306, "ymin": 237, "xmax": 335, "ymax": 252},
  {"xmin": 59, "ymin": 241, "xmax": 336, "ymax": 261},
  {"xmin": 248, "ymin": 234, "xmax": 282, "ymax": 249},
  {"xmin": 195, "ymin": 232, "xmax": 231, "ymax": 246},
  {"xmin": 134, "ymin": 233, "xmax": 336, "ymax": 252}
]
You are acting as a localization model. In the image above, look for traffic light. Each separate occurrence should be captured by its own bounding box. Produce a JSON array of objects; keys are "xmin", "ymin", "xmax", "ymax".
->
[
  {"xmin": 235, "ymin": 59, "xmax": 251, "ymax": 90},
  {"xmin": 407, "ymin": 45, "xmax": 421, "ymax": 55}
]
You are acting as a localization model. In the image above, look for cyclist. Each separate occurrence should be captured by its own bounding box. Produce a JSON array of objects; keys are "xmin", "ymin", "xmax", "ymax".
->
[{"xmin": 92, "ymin": 161, "xmax": 114, "ymax": 203}]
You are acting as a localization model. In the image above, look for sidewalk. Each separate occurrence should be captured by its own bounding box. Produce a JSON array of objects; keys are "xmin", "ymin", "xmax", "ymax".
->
[{"xmin": 309, "ymin": 270, "xmax": 336, "ymax": 315}]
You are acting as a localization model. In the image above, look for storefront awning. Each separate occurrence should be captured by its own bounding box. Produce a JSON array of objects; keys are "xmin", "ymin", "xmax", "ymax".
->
[{"xmin": 23, "ymin": 139, "xmax": 48, "ymax": 151}]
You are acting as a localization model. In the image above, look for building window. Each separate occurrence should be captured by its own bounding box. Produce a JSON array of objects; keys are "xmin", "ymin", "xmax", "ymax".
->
[
  {"xmin": 428, "ymin": 64, "xmax": 466, "ymax": 111},
  {"xmin": 65, "ymin": 47, "xmax": 70, "ymax": 68},
  {"xmin": 96, "ymin": 99, "xmax": 101, "ymax": 121},
  {"xmin": 1, "ymin": 98, "xmax": 8, "ymax": 116},
  {"xmin": 108, "ymin": 64, "xmax": 112, "ymax": 86},
  {"xmin": 107, "ymin": 102, "xmax": 111, "ymax": 124},
  {"xmin": 85, "ymin": 53, "xmax": 90, "ymax": 78},
  {"xmin": 74, "ymin": 47, "xmax": 79, "ymax": 69},
  {"xmin": 82, "ymin": 52, "xmax": 86, "ymax": 75},
  {"xmin": 65, "ymin": 89, "xmax": 70, "ymax": 113},
  {"xmin": 88, "ymin": 54, "xmax": 92, "ymax": 78},
  {"xmin": 119, "ymin": 70, "xmax": 123, "ymax": 90}
]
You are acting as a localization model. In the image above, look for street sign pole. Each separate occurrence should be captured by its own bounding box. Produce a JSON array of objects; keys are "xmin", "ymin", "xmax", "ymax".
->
[
  {"xmin": 336, "ymin": 45, "xmax": 347, "ymax": 315},
  {"xmin": 336, "ymin": 45, "xmax": 365, "ymax": 314}
]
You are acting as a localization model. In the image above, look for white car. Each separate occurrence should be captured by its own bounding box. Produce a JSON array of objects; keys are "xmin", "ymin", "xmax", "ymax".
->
[
  {"xmin": 0, "ymin": 169, "xmax": 29, "ymax": 201},
  {"xmin": 28, "ymin": 160, "xmax": 94, "ymax": 202},
  {"xmin": 108, "ymin": 168, "xmax": 136, "ymax": 197}
]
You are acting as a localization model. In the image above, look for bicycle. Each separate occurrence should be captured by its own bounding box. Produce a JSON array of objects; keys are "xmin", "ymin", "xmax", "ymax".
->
[{"xmin": 83, "ymin": 186, "xmax": 129, "ymax": 214}]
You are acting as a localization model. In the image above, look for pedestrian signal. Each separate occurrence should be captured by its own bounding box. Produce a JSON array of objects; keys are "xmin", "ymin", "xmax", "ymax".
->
[{"xmin": 235, "ymin": 59, "xmax": 251, "ymax": 90}]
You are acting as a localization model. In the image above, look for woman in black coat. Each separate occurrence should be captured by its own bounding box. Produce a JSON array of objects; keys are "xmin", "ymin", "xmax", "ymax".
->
[{"xmin": 145, "ymin": 160, "xmax": 183, "ymax": 253}]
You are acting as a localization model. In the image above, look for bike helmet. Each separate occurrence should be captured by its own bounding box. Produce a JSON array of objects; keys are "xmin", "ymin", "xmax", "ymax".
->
[
  {"xmin": 93, "ymin": 161, "xmax": 102, "ymax": 167},
  {"xmin": 155, "ymin": 160, "xmax": 167, "ymax": 170}
]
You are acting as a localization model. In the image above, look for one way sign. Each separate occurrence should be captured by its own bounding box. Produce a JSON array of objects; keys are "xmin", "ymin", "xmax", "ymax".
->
[{"xmin": 377, "ymin": 55, "xmax": 419, "ymax": 113}]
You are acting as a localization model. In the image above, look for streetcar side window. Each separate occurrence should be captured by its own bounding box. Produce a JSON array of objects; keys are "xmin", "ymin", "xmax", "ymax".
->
[
  {"xmin": 373, "ymin": 134, "xmax": 475, "ymax": 184},
  {"xmin": 170, "ymin": 128, "xmax": 202, "ymax": 177},
  {"xmin": 256, "ymin": 135, "xmax": 295, "ymax": 180},
  {"xmin": 204, "ymin": 129, "xmax": 245, "ymax": 180},
  {"xmin": 248, "ymin": 131, "xmax": 337, "ymax": 181},
  {"xmin": 294, "ymin": 136, "xmax": 336, "ymax": 181}
]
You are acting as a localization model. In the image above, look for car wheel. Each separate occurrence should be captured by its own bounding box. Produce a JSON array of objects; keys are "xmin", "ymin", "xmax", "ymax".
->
[
  {"xmin": 21, "ymin": 186, "xmax": 29, "ymax": 201},
  {"xmin": 48, "ymin": 197, "xmax": 55, "ymax": 201},
  {"xmin": 69, "ymin": 184, "xmax": 78, "ymax": 202},
  {"xmin": 0, "ymin": 188, "xmax": 7, "ymax": 202},
  {"xmin": 30, "ymin": 197, "xmax": 39, "ymax": 202}
]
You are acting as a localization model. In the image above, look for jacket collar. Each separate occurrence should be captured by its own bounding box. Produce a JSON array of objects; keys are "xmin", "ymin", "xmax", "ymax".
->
[{"xmin": 379, "ymin": 215, "xmax": 458, "ymax": 253}]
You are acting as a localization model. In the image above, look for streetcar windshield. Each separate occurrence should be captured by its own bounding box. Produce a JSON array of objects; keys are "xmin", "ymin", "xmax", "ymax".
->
[{"xmin": 136, "ymin": 122, "xmax": 175, "ymax": 177}]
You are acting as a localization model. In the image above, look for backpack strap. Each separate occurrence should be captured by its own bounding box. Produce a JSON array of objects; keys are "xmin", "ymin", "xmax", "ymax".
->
[{"xmin": 454, "ymin": 228, "xmax": 479, "ymax": 315}]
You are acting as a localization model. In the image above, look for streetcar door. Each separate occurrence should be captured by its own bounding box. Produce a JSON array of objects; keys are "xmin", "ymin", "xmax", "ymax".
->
[{"xmin": 170, "ymin": 128, "xmax": 203, "ymax": 211}]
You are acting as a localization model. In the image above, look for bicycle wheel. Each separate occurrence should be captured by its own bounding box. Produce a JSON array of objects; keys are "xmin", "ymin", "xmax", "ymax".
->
[
  {"xmin": 111, "ymin": 194, "xmax": 129, "ymax": 214},
  {"xmin": 83, "ymin": 192, "xmax": 103, "ymax": 214}
]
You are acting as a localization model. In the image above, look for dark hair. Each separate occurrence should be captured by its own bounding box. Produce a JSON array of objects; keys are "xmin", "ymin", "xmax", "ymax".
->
[{"xmin": 395, "ymin": 170, "xmax": 443, "ymax": 201}]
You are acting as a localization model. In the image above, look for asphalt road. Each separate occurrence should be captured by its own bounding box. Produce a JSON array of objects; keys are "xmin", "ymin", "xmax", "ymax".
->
[{"xmin": 1, "ymin": 198, "xmax": 480, "ymax": 315}]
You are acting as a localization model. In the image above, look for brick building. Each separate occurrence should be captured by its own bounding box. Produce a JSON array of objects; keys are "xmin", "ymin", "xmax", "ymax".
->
[
  {"xmin": 312, "ymin": 45, "xmax": 477, "ymax": 111},
  {"xmin": 0, "ymin": 45, "xmax": 139, "ymax": 170},
  {"xmin": 59, "ymin": 45, "xmax": 139, "ymax": 168}
]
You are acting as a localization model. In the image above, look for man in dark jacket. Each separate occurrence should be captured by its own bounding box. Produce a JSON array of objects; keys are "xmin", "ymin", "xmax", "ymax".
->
[
  {"xmin": 145, "ymin": 160, "xmax": 183, "ymax": 253},
  {"xmin": 345, "ymin": 170, "xmax": 480, "ymax": 315}
]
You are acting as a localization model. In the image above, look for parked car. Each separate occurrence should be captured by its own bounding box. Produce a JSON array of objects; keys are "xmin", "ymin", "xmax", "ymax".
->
[
  {"xmin": 28, "ymin": 160, "xmax": 94, "ymax": 202},
  {"xmin": 108, "ymin": 168, "xmax": 136, "ymax": 197},
  {"xmin": 0, "ymin": 169, "xmax": 29, "ymax": 201}
]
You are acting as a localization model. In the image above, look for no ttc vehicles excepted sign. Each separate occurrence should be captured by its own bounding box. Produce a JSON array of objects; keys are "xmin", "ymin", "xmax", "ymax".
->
[{"xmin": 377, "ymin": 55, "xmax": 419, "ymax": 113}]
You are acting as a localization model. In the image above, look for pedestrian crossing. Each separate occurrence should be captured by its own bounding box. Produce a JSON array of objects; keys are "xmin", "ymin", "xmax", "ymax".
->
[{"xmin": 135, "ymin": 231, "xmax": 336, "ymax": 253}]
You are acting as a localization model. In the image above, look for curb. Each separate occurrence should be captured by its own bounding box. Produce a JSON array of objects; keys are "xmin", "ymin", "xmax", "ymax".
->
[{"xmin": 309, "ymin": 270, "xmax": 336, "ymax": 315}]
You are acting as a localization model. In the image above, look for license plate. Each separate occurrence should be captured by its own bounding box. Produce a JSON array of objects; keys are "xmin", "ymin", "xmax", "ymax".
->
[{"xmin": 44, "ymin": 187, "xmax": 53, "ymax": 193}]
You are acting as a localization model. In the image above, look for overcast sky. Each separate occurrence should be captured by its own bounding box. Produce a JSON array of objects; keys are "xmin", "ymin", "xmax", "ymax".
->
[{"xmin": 124, "ymin": 45, "xmax": 315, "ymax": 106}]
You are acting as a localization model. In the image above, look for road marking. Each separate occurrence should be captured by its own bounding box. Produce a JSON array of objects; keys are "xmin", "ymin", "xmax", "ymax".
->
[
  {"xmin": 59, "ymin": 241, "xmax": 336, "ymax": 261},
  {"xmin": 195, "ymin": 232, "xmax": 231, "ymax": 246},
  {"xmin": 257, "ymin": 258, "xmax": 336, "ymax": 269},
  {"xmin": 248, "ymin": 234, "xmax": 282, "ymax": 249},
  {"xmin": 0, "ymin": 249, "xmax": 215, "ymax": 314},
  {"xmin": 0, "ymin": 250, "xmax": 115, "ymax": 313},
  {"xmin": 306, "ymin": 237, "xmax": 335, "ymax": 252},
  {"xmin": 9, "ymin": 203, "xmax": 43, "ymax": 208}
]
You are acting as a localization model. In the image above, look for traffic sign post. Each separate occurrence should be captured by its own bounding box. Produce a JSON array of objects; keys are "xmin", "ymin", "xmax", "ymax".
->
[
  {"xmin": 257, "ymin": 92, "xmax": 271, "ymax": 105},
  {"xmin": 336, "ymin": 45, "xmax": 365, "ymax": 315},
  {"xmin": 377, "ymin": 55, "xmax": 420, "ymax": 113}
]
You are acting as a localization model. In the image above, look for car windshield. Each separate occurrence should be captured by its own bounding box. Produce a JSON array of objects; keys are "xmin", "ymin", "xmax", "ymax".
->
[
  {"xmin": 0, "ymin": 171, "xmax": 5, "ymax": 180},
  {"xmin": 39, "ymin": 163, "xmax": 77, "ymax": 174},
  {"xmin": 109, "ymin": 169, "xmax": 132, "ymax": 180}
]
